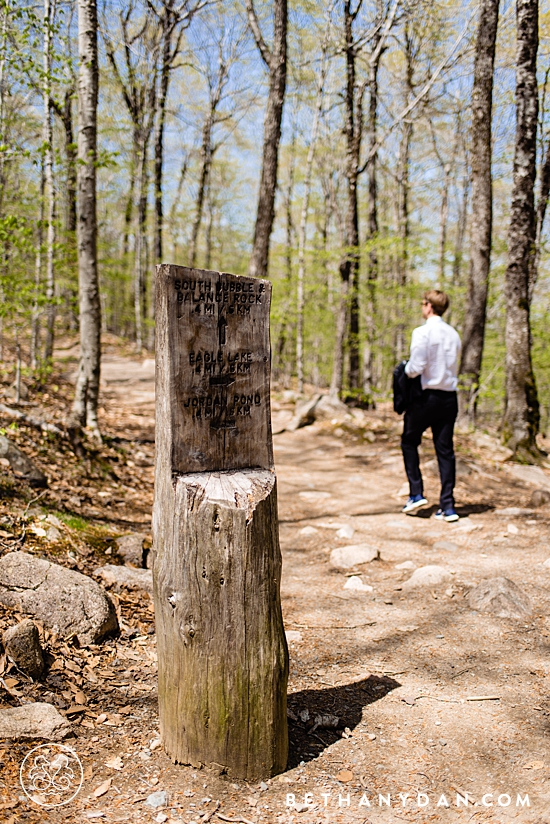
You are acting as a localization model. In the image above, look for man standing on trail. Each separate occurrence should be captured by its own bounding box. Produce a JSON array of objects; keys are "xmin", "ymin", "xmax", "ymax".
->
[{"xmin": 401, "ymin": 290, "xmax": 461, "ymax": 522}]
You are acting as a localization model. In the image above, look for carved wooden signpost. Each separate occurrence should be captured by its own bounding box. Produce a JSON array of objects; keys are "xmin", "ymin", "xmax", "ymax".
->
[{"xmin": 153, "ymin": 264, "xmax": 288, "ymax": 780}]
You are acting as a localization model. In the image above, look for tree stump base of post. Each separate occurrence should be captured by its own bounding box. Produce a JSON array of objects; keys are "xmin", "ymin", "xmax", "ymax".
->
[{"xmin": 153, "ymin": 468, "xmax": 288, "ymax": 780}]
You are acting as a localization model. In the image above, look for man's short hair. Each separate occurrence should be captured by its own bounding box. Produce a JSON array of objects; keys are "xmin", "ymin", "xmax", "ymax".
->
[{"xmin": 424, "ymin": 289, "xmax": 449, "ymax": 316}]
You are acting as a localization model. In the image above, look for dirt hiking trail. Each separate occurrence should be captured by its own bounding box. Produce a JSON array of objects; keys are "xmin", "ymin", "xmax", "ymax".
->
[{"xmin": 1, "ymin": 348, "xmax": 550, "ymax": 824}]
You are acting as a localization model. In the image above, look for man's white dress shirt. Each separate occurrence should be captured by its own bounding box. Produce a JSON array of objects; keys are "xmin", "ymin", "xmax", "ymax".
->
[{"xmin": 405, "ymin": 315, "xmax": 461, "ymax": 391}]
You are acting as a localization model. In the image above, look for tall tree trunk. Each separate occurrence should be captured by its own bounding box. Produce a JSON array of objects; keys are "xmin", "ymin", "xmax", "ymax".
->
[
  {"xmin": 330, "ymin": 262, "xmax": 350, "ymax": 397},
  {"xmin": 459, "ymin": 0, "xmax": 500, "ymax": 423},
  {"xmin": 71, "ymin": 0, "xmax": 101, "ymax": 437},
  {"xmin": 395, "ymin": 22, "xmax": 414, "ymax": 363},
  {"xmin": 43, "ymin": 0, "xmax": 56, "ymax": 364},
  {"xmin": 62, "ymin": 88, "xmax": 77, "ymax": 234},
  {"xmin": 246, "ymin": 0, "xmax": 287, "ymax": 279},
  {"xmin": 452, "ymin": 167, "xmax": 469, "ymax": 285},
  {"xmin": 188, "ymin": 117, "xmax": 213, "ymax": 268},
  {"xmin": 438, "ymin": 162, "xmax": 451, "ymax": 283},
  {"xmin": 502, "ymin": 0, "xmax": 540, "ymax": 457},
  {"xmin": 53, "ymin": 87, "xmax": 79, "ymax": 335},
  {"xmin": 154, "ymin": 24, "xmax": 171, "ymax": 263},
  {"xmin": 169, "ymin": 153, "xmax": 188, "ymax": 258},
  {"xmin": 0, "ymin": 1, "xmax": 8, "ymax": 220},
  {"xmin": 275, "ymin": 134, "xmax": 295, "ymax": 382},
  {"xmin": 336, "ymin": 0, "xmax": 361, "ymax": 396},
  {"xmin": 531, "ymin": 136, "xmax": 550, "ymax": 300},
  {"xmin": 361, "ymin": 48, "xmax": 382, "ymax": 395},
  {"xmin": 123, "ymin": 144, "xmax": 136, "ymax": 259},
  {"xmin": 204, "ymin": 180, "xmax": 213, "ymax": 269},
  {"xmin": 296, "ymin": 29, "xmax": 329, "ymax": 393},
  {"xmin": 31, "ymin": 161, "xmax": 45, "ymax": 370},
  {"xmin": 134, "ymin": 134, "xmax": 149, "ymax": 352},
  {"xmin": 395, "ymin": 119, "xmax": 412, "ymax": 361}
]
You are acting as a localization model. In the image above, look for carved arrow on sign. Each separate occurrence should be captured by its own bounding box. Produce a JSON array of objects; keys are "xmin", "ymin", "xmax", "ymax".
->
[{"xmin": 209, "ymin": 374, "xmax": 235, "ymax": 388}]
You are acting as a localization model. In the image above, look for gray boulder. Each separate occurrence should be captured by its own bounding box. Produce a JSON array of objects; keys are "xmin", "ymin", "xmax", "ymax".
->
[
  {"xmin": 506, "ymin": 464, "xmax": 550, "ymax": 491},
  {"xmin": 287, "ymin": 395, "xmax": 322, "ymax": 431},
  {"xmin": 95, "ymin": 564, "xmax": 153, "ymax": 594},
  {"xmin": 0, "ymin": 703, "xmax": 70, "ymax": 741},
  {"xmin": 3, "ymin": 619, "xmax": 45, "ymax": 679},
  {"xmin": 0, "ymin": 436, "xmax": 47, "ymax": 488},
  {"xmin": 468, "ymin": 577, "xmax": 532, "ymax": 619},
  {"xmin": 0, "ymin": 552, "xmax": 118, "ymax": 645},
  {"xmin": 287, "ymin": 394, "xmax": 352, "ymax": 431},
  {"xmin": 313, "ymin": 394, "xmax": 350, "ymax": 421}
]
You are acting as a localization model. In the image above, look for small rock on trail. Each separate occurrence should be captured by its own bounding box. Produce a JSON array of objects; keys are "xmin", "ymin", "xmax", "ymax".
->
[
  {"xmin": 530, "ymin": 489, "xmax": 550, "ymax": 507},
  {"xmin": 95, "ymin": 564, "xmax": 153, "ymax": 594},
  {"xmin": 330, "ymin": 545, "xmax": 379, "ymax": 569},
  {"xmin": 402, "ymin": 565, "xmax": 452, "ymax": 589},
  {"xmin": 343, "ymin": 576, "xmax": 373, "ymax": 592},
  {"xmin": 115, "ymin": 533, "xmax": 148, "ymax": 568},
  {"xmin": 146, "ymin": 791, "xmax": 169, "ymax": 809},
  {"xmin": 432, "ymin": 541, "xmax": 458, "ymax": 552},
  {"xmin": 468, "ymin": 577, "xmax": 532, "ymax": 619},
  {"xmin": 336, "ymin": 524, "xmax": 355, "ymax": 540},
  {"xmin": 2, "ymin": 618, "xmax": 45, "ymax": 679}
]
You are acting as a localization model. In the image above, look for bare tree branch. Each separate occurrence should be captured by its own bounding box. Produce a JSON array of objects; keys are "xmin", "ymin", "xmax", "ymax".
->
[
  {"xmin": 358, "ymin": 5, "xmax": 477, "ymax": 174},
  {"xmin": 245, "ymin": 0, "xmax": 271, "ymax": 68}
]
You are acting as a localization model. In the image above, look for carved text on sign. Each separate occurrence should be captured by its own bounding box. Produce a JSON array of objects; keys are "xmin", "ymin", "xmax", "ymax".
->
[{"xmin": 156, "ymin": 265, "xmax": 273, "ymax": 473}]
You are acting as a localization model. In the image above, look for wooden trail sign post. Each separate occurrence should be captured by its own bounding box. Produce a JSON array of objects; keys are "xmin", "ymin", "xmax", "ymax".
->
[{"xmin": 152, "ymin": 264, "xmax": 288, "ymax": 780}]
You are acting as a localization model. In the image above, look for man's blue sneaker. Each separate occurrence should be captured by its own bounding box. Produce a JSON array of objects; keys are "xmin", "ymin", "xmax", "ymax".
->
[
  {"xmin": 402, "ymin": 494, "xmax": 428, "ymax": 514},
  {"xmin": 435, "ymin": 508, "xmax": 459, "ymax": 522}
]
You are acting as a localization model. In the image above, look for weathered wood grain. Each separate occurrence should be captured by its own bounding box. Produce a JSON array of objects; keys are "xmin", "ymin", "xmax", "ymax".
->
[
  {"xmin": 153, "ymin": 264, "xmax": 288, "ymax": 779},
  {"xmin": 155, "ymin": 264, "xmax": 273, "ymax": 474},
  {"xmin": 153, "ymin": 469, "xmax": 288, "ymax": 778}
]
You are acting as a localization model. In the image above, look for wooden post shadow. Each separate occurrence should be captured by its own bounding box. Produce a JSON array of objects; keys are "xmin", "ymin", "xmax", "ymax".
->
[{"xmin": 152, "ymin": 264, "xmax": 288, "ymax": 780}]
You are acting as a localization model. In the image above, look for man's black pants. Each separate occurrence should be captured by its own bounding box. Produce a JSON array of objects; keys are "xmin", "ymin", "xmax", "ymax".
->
[{"xmin": 401, "ymin": 389, "xmax": 458, "ymax": 510}]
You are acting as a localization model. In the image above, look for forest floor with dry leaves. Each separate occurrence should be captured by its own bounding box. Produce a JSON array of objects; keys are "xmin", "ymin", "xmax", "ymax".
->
[{"xmin": 1, "ymin": 337, "xmax": 550, "ymax": 824}]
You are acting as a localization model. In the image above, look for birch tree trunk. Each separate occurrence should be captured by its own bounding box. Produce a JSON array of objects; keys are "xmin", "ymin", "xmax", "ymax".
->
[
  {"xmin": 459, "ymin": 0, "xmax": 499, "ymax": 423},
  {"xmin": 502, "ymin": 0, "xmax": 540, "ymax": 458},
  {"xmin": 43, "ymin": 0, "xmax": 56, "ymax": 364},
  {"xmin": 246, "ymin": 0, "xmax": 287, "ymax": 280},
  {"xmin": 71, "ymin": 0, "xmax": 101, "ymax": 437}
]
